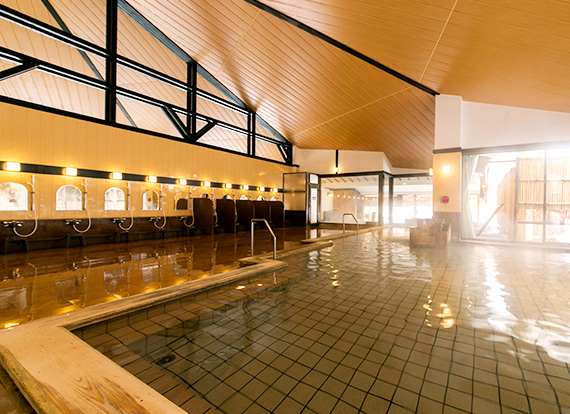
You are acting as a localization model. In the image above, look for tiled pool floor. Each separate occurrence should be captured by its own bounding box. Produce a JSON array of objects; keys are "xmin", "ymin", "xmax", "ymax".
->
[{"xmin": 78, "ymin": 229, "xmax": 570, "ymax": 413}]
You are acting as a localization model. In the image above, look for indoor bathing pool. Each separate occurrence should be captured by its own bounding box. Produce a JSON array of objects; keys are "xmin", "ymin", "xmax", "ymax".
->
[
  {"xmin": 0, "ymin": 227, "xmax": 344, "ymax": 329},
  {"xmin": 76, "ymin": 228, "xmax": 570, "ymax": 414}
]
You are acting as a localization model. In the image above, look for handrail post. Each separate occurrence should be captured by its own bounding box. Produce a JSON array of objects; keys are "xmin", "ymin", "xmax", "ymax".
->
[
  {"xmin": 251, "ymin": 218, "xmax": 277, "ymax": 260},
  {"xmin": 342, "ymin": 213, "xmax": 359, "ymax": 234}
]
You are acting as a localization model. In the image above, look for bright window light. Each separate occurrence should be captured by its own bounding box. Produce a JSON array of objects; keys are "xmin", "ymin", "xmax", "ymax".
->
[
  {"xmin": 5, "ymin": 162, "xmax": 20, "ymax": 172},
  {"xmin": 64, "ymin": 167, "xmax": 77, "ymax": 176}
]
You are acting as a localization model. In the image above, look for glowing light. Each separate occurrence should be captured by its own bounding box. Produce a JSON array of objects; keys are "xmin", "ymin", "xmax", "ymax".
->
[
  {"xmin": 236, "ymin": 285, "xmax": 245, "ymax": 290},
  {"xmin": 64, "ymin": 167, "xmax": 77, "ymax": 176},
  {"xmin": 242, "ymin": 184, "xmax": 249, "ymax": 191},
  {"xmin": 111, "ymin": 172, "xmax": 122, "ymax": 180},
  {"xmin": 327, "ymin": 193, "xmax": 333, "ymax": 198},
  {"xmin": 203, "ymin": 181, "xmax": 211, "ymax": 187},
  {"xmin": 259, "ymin": 186, "xmax": 265, "ymax": 192},
  {"xmin": 225, "ymin": 183, "xmax": 232, "ymax": 189},
  {"xmin": 442, "ymin": 165, "xmax": 451, "ymax": 174},
  {"xmin": 272, "ymin": 188, "xmax": 278, "ymax": 193},
  {"xmin": 147, "ymin": 175, "xmax": 157, "ymax": 183},
  {"xmin": 333, "ymin": 167, "xmax": 339, "ymax": 174},
  {"xmin": 257, "ymin": 283, "xmax": 263, "ymax": 287},
  {"xmin": 332, "ymin": 281, "xmax": 339, "ymax": 286},
  {"xmin": 429, "ymin": 168, "xmax": 434, "ymax": 176},
  {"xmin": 5, "ymin": 162, "xmax": 20, "ymax": 172},
  {"xmin": 4, "ymin": 322, "xmax": 20, "ymax": 329},
  {"xmin": 179, "ymin": 178, "xmax": 187, "ymax": 185}
]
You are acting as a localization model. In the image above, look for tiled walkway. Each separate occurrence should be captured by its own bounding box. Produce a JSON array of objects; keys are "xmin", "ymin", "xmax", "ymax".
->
[{"xmin": 79, "ymin": 229, "xmax": 570, "ymax": 413}]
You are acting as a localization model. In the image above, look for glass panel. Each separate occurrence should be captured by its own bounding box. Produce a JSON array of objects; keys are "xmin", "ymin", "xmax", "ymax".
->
[
  {"xmin": 320, "ymin": 175, "xmax": 377, "ymax": 224},
  {"xmin": 516, "ymin": 223, "xmax": 543, "ymax": 242},
  {"xmin": 545, "ymin": 224, "xmax": 570, "ymax": 243},
  {"xmin": 239, "ymin": 194, "xmax": 248, "ymax": 200},
  {"xmin": 142, "ymin": 190, "xmax": 159, "ymax": 210},
  {"xmin": 56, "ymin": 185, "xmax": 82, "ymax": 211},
  {"xmin": 466, "ymin": 153, "xmax": 517, "ymax": 240},
  {"xmin": 0, "ymin": 182, "xmax": 28, "ymax": 211},
  {"xmin": 283, "ymin": 173, "xmax": 306, "ymax": 211},
  {"xmin": 104, "ymin": 187, "xmax": 126, "ymax": 211},
  {"xmin": 392, "ymin": 177, "xmax": 433, "ymax": 225}
]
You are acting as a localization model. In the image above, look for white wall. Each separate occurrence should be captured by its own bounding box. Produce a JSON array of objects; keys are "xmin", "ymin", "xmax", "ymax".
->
[
  {"xmin": 435, "ymin": 95, "xmax": 462, "ymax": 150},
  {"xmin": 295, "ymin": 148, "xmax": 390, "ymax": 174},
  {"xmin": 461, "ymin": 100, "xmax": 570, "ymax": 149}
]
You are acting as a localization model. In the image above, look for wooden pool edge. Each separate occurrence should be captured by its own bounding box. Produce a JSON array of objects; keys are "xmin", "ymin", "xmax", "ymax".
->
[{"xmin": 0, "ymin": 239, "xmax": 337, "ymax": 413}]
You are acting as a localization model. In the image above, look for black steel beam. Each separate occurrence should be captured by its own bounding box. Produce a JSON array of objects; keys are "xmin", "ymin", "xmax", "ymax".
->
[
  {"xmin": 188, "ymin": 61, "xmax": 197, "ymax": 138},
  {"xmin": 106, "ymin": 0, "xmax": 118, "ymax": 122},
  {"xmin": 117, "ymin": 0, "xmax": 290, "ymax": 145},
  {"xmin": 0, "ymin": 62, "xmax": 37, "ymax": 81},
  {"xmin": 277, "ymin": 145, "xmax": 287, "ymax": 162},
  {"xmin": 195, "ymin": 120, "xmax": 218, "ymax": 141},
  {"xmin": 0, "ymin": 4, "xmax": 106, "ymax": 58},
  {"xmin": 243, "ymin": 0, "xmax": 439, "ymax": 96},
  {"xmin": 162, "ymin": 105, "xmax": 190, "ymax": 140}
]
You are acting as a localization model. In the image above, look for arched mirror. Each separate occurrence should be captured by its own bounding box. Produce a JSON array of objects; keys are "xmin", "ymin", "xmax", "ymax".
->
[
  {"xmin": 56, "ymin": 185, "xmax": 82, "ymax": 211},
  {"xmin": 0, "ymin": 182, "xmax": 28, "ymax": 211},
  {"xmin": 239, "ymin": 194, "xmax": 249, "ymax": 201},
  {"xmin": 256, "ymin": 195, "xmax": 265, "ymax": 201},
  {"xmin": 222, "ymin": 194, "xmax": 232, "ymax": 200},
  {"xmin": 200, "ymin": 193, "xmax": 210, "ymax": 199},
  {"xmin": 105, "ymin": 187, "xmax": 126, "ymax": 211},
  {"xmin": 142, "ymin": 190, "xmax": 159, "ymax": 210},
  {"xmin": 175, "ymin": 192, "xmax": 189, "ymax": 210},
  {"xmin": 270, "ymin": 196, "xmax": 278, "ymax": 201}
]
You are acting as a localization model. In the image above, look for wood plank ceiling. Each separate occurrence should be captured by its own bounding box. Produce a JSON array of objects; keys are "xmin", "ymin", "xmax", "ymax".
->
[{"xmin": 2, "ymin": 0, "xmax": 568, "ymax": 168}]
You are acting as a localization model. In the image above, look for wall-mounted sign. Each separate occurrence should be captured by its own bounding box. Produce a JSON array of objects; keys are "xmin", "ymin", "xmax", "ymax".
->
[{"xmin": 440, "ymin": 195, "xmax": 450, "ymax": 204}]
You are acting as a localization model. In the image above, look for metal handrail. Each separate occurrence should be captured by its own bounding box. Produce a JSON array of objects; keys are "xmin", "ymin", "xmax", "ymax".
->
[
  {"xmin": 342, "ymin": 213, "xmax": 359, "ymax": 234},
  {"xmin": 251, "ymin": 219, "xmax": 277, "ymax": 260}
]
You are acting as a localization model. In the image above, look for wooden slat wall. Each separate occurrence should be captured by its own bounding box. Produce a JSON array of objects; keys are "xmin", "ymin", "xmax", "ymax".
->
[{"xmin": 127, "ymin": 0, "xmax": 436, "ymax": 167}]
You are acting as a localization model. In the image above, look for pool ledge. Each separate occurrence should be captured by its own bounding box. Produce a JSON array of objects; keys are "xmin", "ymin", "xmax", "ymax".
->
[{"xmin": 0, "ymin": 239, "xmax": 335, "ymax": 413}]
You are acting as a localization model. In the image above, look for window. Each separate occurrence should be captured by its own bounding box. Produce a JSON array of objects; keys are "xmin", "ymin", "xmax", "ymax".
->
[
  {"xmin": 104, "ymin": 187, "xmax": 126, "ymax": 211},
  {"xmin": 239, "ymin": 194, "xmax": 249, "ymax": 200},
  {"xmin": 0, "ymin": 182, "xmax": 28, "ymax": 211},
  {"xmin": 56, "ymin": 185, "xmax": 82, "ymax": 211},
  {"xmin": 200, "ymin": 193, "xmax": 210, "ymax": 199},
  {"xmin": 142, "ymin": 190, "xmax": 159, "ymax": 210}
]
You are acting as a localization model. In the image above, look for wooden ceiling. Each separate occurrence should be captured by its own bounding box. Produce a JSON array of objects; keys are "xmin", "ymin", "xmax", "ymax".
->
[{"xmin": 2, "ymin": 0, "xmax": 569, "ymax": 168}]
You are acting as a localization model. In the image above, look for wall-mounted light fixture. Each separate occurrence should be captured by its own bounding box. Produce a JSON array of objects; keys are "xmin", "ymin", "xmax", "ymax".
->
[
  {"xmin": 64, "ymin": 167, "xmax": 77, "ymax": 176},
  {"xmin": 111, "ymin": 172, "xmax": 122, "ymax": 180},
  {"xmin": 147, "ymin": 175, "xmax": 157, "ymax": 183},
  {"xmin": 203, "ymin": 181, "xmax": 211, "ymax": 187},
  {"xmin": 225, "ymin": 183, "xmax": 232, "ymax": 189},
  {"xmin": 242, "ymin": 184, "xmax": 249, "ymax": 191},
  {"xmin": 259, "ymin": 186, "xmax": 265, "ymax": 192},
  {"xmin": 4, "ymin": 162, "xmax": 20, "ymax": 172},
  {"xmin": 429, "ymin": 168, "xmax": 434, "ymax": 176},
  {"xmin": 178, "ymin": 178, "xmax": 187, "ymax": 185},
  {"xmin": 442, "ymin": 165, "xmax": 451, "ymax": 174},
  {"xmin": 271, "ymin": 188, "xmax": 278, "ymax": 193}
]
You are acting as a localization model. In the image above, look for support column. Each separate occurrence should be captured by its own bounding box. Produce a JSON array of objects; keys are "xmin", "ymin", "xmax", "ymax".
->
[
  {"xmin": 188, "ymin": 61, "xmax": 197, "ymax": 139},
  {"xmin": 105, "ymin": 0, "xmax": 118, "ymax": 122}
]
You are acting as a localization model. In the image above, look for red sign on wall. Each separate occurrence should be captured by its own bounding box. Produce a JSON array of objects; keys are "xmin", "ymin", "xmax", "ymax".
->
[{"xmin": 441, "ymin": 196, "xmax": 450, "ymax": 204}]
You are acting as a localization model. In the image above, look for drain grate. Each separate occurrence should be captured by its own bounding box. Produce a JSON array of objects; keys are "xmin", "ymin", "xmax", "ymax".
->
[{"xmin": 157, "ymin": 354, "xmax": 176, "ymax": 365}]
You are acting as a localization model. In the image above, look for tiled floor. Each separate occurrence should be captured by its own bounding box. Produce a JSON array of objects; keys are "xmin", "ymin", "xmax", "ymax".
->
[{"xmin": 79, "ymin": 229, "xmax": 570, "ymax": 413}]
